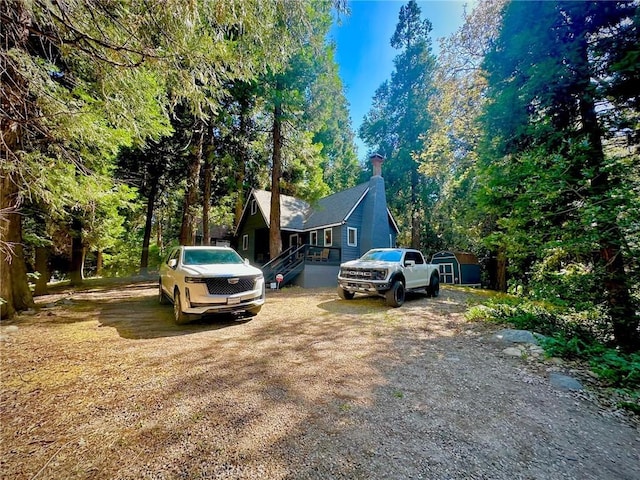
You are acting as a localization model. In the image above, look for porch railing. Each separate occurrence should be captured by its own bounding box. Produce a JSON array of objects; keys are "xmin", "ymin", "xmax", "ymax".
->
[{"xmin": 261, "ymin": 245, "xmax": 340, "ymax": 286}]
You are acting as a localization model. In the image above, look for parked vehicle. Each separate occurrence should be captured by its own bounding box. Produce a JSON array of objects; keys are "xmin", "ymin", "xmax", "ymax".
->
[
  {"xmin": 337, "ymin": 248, "xmax": 440, "ymax": 307},
  {"xmin": 159, "ymin": 246, "xmax": 265, "ymax": 323}
]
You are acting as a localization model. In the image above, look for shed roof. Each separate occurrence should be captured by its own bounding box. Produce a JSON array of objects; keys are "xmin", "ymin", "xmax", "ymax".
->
[{"xmin": 432, "ymin": 251, "xmax": 479, "ymax": 265}]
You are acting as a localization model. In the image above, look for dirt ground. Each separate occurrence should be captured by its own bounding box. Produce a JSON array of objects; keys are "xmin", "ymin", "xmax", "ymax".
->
[{"xmin": 1, "ymin": 281, "xmax": 639, "ymax": 480}]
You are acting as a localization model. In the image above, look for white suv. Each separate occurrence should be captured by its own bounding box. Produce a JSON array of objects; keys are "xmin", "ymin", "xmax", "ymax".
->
[{"xmin": 159, "ymin": 246, "xmax": 265, "ymax": 323}]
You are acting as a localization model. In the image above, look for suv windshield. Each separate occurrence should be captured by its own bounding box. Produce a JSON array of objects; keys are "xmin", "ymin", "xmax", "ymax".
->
[
  {"xmin": 360, "ymin": 249, "xmax": 402, "ymax": 262},
  {"xmin": 183, "ymin": 249, "xmax": 243, "ymax": 265}
]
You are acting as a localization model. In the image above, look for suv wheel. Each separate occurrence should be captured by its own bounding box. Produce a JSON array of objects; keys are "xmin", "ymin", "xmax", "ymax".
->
[
  {"xmin": 385, "ymin": 280, "xmax": 405, "ymax": 307},
  {"xmin": 158, "ymin": 280, "xmax": 169, "ymax": 305},
  {"xmin": 173, "ymin": 289, "xmax": 192, "ymax": 324}
]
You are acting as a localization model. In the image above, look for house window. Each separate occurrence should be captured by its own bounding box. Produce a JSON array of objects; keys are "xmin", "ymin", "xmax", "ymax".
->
[
  {"xmin": 242, "ymin": 234, "xmax": 249, "ymax": 251},
  {"xmin": 250, "ymin": 199, "xmax": 257, "ymax": 215},
  {"xmin": 347, "ymin": 227, "xmax": 357, "ymax": 247},
  {"xmin": 310, "ymin": 231, "xmax": 318, "ymax": 246},
  {"xmin": 324, "ymin": 228, "xmax": 332, "ymax": 246}
]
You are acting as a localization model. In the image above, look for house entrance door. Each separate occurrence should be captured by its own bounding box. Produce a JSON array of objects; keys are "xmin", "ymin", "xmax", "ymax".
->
[{"xmin": 438, "ymin": 263, "xmax": 455, "ymax": 284}]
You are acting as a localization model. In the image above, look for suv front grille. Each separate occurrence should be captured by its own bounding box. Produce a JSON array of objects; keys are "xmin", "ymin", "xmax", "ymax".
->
[{"xmin": 205, "ymin": 276, "xmax": 257, "ymax": 295}]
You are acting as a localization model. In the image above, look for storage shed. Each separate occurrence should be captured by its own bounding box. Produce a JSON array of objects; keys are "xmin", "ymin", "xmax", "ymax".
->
[{"xmin": 430, "ymin": 251, "xmax": 481, "ymax": 286}]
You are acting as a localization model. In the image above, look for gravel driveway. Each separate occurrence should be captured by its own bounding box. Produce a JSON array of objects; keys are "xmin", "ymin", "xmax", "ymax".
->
[{"xmin": 1, "ymin": 282, "xmax": 638, "ymax": 479}]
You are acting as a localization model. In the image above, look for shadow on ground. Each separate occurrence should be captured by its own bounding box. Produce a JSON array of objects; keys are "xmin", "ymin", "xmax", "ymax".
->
[
  {"xmin": 97, "ymin": 294, "xmax": 254, "ymax": 339},
  {"xmin": 318, "ymin": 291, "xmax": 430, "ymax": 314}
]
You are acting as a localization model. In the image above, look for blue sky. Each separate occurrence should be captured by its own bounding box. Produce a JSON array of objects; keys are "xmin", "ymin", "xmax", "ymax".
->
[{"xmin": 329, "ymin": 0, "xmax": 471, "ymax": 159}]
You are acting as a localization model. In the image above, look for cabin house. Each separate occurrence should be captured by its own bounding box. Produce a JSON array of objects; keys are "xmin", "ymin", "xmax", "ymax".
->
[
  {"xmin": 430, "ymin": 251, "xmax": 481, "ymax": 286},
  {"xmin": 235, "ymin": 154, "xmax": 399, "ymax": 287}
]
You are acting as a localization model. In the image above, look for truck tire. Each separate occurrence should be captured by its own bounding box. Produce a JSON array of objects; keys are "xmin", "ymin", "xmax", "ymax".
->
[
  {"xmin": 385, "ymin": 280, "xmax": 405, "ymax": 307},
  {"xmin": 427, "ymin": 273, "xmax": 440, "ymax": 298},
  {"xmin": 337, "ymin": 286, "xmax": 355, "ymax": 300}
]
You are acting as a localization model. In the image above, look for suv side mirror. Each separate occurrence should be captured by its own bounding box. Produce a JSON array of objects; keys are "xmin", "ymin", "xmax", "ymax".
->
[
  {"xmin": 405, "ymin": 260, "xmax": 416, "ymax": 267},
  {"xmin": 168, "ymin": 259, "xmax": 178, "ymax": 269}
]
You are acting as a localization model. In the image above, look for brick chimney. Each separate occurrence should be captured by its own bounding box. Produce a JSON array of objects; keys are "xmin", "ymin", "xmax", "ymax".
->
[
  {"xmin": 361, "ymin": 153, "xmax": 390, "ymax": 252},
  {"xmin": 370, "ymin": 153, "xmax": 384, "ymax": 177}
]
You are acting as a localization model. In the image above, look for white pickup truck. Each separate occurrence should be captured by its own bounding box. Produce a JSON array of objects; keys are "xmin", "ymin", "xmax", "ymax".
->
[{"xmin": 337, "ymin": 248, "xmax": 440, "ymax": 307}]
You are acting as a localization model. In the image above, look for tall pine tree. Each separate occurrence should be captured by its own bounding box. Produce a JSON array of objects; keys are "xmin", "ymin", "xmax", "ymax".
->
[
  {"xmin": 360, "ymin": 0, "xmax": 438, "ymax": 248},
  {"xmin": 479, "ymin": 0, "xmax": 639, "ymax": 350}
]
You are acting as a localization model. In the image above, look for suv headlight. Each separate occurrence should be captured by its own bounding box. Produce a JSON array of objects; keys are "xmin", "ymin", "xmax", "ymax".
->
[{"xmin": 185, "ymin": 277, "xmax": 206, "ymax": 283}]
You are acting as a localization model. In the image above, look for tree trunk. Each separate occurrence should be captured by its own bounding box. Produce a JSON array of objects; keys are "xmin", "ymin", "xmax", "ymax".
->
[
  {"xmin": 179, "ymin": 122, "xmax": 204, "ymax": 246},
  {"xmin": 0, "ymin": 0, "xmax": 35, "ymax": 318},
  {"xmin": 410, "ymin": 163, "xmax": 420, "ymax": 249},
  {"xmin": 69, "ymin": 216, "xmax": 85, "ymax": 286},
  {"xmin": 496, "ymin": 249, "xmax": 508, "ymax": 293},
  {"xmin": 140, "ymin": 180, "xmax": 158, "ymax": 275},
  {"xmin": 33, "ymin": 246, "xmax": 50, "ymax": 296},
  {"xmin": 581, "ymin": 104, "xmax": 638, "ymax": 350},
  {"xmin": 96, "ymin": 250, "xmax": 103, "ymax": 277},
  {"xmin": 269, "ymin": 99, "xmax": 283, "ymax": 259},
  {"xmin": 234, "ymin": 162, "xmax": 246, "ymax": 229},
  {"xmin": 576, "ymin": 36, "xmax": 639, "ymax": 351},
  {"xmin": 202, "ymin": 154, "xmax": 211, "ymax": 246},
  {"xmin": 234, "ymin": 105, "xmax": 248, "ymax": 228},
  {"xmin": 157, "ymin": 220, "xmax": 163, "ymax": 252},
  {"xmin": 0, "ymin": 172, "xmax": 34, "ymax": 318}
]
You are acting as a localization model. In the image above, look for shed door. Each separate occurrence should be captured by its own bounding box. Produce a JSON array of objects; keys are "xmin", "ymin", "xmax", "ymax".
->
[{"xmin": 438, "ymin": 263, "xmax": 455, "ymax": 284}]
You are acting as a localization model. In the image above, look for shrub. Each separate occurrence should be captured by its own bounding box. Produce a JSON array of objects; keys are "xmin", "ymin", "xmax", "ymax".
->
[
  {"xmin": 465, "ymin": 297, "xmax": 607, "ymax": 343},
  {"xmin": 589, "ymin": 350, "xmax": 640, "ymax": 389},
  {"xmin": 467, "ymin": 298, "xmax": 640, "ymax": 396}
]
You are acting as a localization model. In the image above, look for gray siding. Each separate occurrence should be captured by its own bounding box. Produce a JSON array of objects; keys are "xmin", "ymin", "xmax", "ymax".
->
[
  {"xmin": 322, "ymin": 225, "xmax": 340, "ymax": 249},
  {"xmin": 342, "ymin": 199, "xmax": 365, "ymax": 261},
  {"xmin": 360, "ymin": 176, "xmax": 391, "ymax": 252}
]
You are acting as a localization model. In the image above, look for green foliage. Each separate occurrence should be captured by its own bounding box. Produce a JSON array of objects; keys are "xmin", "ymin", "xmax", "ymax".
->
[
  {"xmin": 101, "ymin": 237, "xmax": 161, "ymax": 277},
  {"xmin": 468, "ymin": 0, "xmax": 640, "ymax": 348},
  {"xmin": 466, "ymin": 296, "xmax": 609, "ymax": 345},
  {"xmin": 360, "ymin": 0, "xmax": 438, "ymax": 248},
  {"xmin": 589, "ymin": 350, "xmax": 640, "ymax": 389},
  {"xmin": 538, "ymin": 333, "xmax": 593, "ymax": 360},
  {"xmin": 540, "ymin": 333, "xmax": 640, "ymax": 392},
  {"xmin": 5, "ymin": 0, "xmax": 357, "ymax": 297},
  {"xmin": 468, "ymin": 295, "xmax": 640, "ymax": 404},
  {"xmin": 527, "ymin": 250, "xmax": 603, "ymax": 310}
]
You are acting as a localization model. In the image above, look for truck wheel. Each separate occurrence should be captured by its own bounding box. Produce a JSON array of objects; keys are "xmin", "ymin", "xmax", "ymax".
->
[
  {"xmin": 427, "ymin": 273, "xmax": 440, "ymax": 298},
  {"xmin": 337, "ymin": 287, "xmax": 355, "ymax": 300},
  {"xmin": 385, "ymin": 280, "xmax": 405, "ymax": 307}
]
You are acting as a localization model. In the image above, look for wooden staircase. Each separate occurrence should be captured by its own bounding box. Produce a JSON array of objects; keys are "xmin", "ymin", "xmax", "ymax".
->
[{"xmin": 261, "ymin": 245, "xmax": 307, "ymax": 287}]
